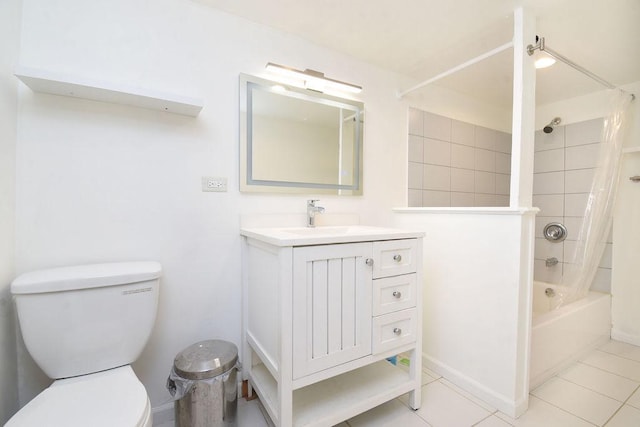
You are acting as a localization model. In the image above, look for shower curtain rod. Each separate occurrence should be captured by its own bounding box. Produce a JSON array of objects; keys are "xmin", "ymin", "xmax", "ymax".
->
[
  {"xmin": 397, "ymin": 36, "xmax": 635, "ymax": 100},
  {"xmin": 528, "ymin": 37, "xmax": 636, "ymax": 100},
  {"xmin": 396, "ymin": 41, "xmax": 514, "ymax": 98}
]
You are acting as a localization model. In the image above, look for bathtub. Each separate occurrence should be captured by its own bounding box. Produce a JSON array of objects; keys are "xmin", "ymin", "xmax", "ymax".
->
[{"xmin": 529, "ymin": 281, "xmax": 611, "ymax": 390}]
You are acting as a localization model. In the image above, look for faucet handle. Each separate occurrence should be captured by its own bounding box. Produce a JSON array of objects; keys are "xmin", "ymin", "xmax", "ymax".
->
[{"xmin": 307, "ymin": 199, "xmax": 319, "ymax": 206}]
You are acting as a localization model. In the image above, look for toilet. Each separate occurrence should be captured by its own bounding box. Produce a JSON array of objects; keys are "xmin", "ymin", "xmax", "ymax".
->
[{"xmin": 6, "ymin": 261, "xmax": 162, "ymax": 427}]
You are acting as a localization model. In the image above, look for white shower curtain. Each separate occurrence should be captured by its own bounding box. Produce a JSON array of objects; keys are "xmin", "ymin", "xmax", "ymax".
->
[{"xmin": 558, "ymin": 90, "xmax": 634, "ymax": 306}]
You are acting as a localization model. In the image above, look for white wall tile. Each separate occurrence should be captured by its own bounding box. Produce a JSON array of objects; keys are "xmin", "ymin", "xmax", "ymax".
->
[
  {"xmin": 563, "ymin": 240, "xmax": 578, "ymax": 264},
  {"xmin": 600, "ymin": 243, "xmax": 613, "ymax": 269},
  {"xmin": 535, "ymin": 237, "xmax": 564, "ymax": 261},
  {"xmin": 495, "ymin": 152, "xmax": 511, "ymax": 174},
  {"xmin": 533, "ymin": 194, "xmax": 565, "ymax": 217},
  {"xmin": 536, "ymin": 216, "xmax": 564, "ymax": 238},
  {"xmin": 535, "ymin": 127, "xmax": 565, "ymax": 152},
  {"xmin": 565, "ymin": 168, "xmax": 595, "ymax": 193},
  {"xmin": 563, "ymin": 216, "xmax": 585, "ymax": 241},
  {"xmin": 495, "ymin": 195, "xmax": 509, "ymax": 207},
  {"xmin": 423, "ymin": 190, "xmax": 450, "ymax": 207},
  {"xmin": 475, "ymin": 126, "xmax": 496, "ymax": 150},
  {"xmin": 495, "ymin": 131, "xmax": 512, "ymax": 154},
  {"xmin": 424, "ymin": 112, "xmax": 451, "ymax": 141},
  {"xmin": 423, "ymin": 164, "xmax": 450, "ymax": 191},
  {"xmin": 408, "ymin": 162, "xmax": 423, "ymax": 189},
  {"xmin": 451, "ymin": 168, "xmax": 474, "ymax": 192},
  {"xmin": 566, "ymin": 118, "xmax": 603, "ymax": 147},
  {"xmin": 408, "ymin": 135, "xmax": 424, "ymax": 163},
  {"xmin": 408, "ymin": 189, "xmax": 422, "ymax": 207},
  {"xmin": 565, "ymin": 193, "xmax": 590, "ymax": 217},
  {"xmin": 475, "ymin": 193, "xmax": 496, "ymax": 207},
  {"xmin": 475, "ymin": 171, "xmax": 495, "ymax": 194},
  {"xmin": 534, "ymin": 259, "xmax": 563, "ymax": 284},
  {"xmin": 591, "ymin": 267, "xmax": 612, "ymax": 293},
  {"xmin": 533, "ymin": 171, "xmax": 564, "ymax": 195},
  {"xmin": 451, "ymin": 192, "xmax": 475, "ymax": 207},
  {"xmin": 451, "ymin": 120, "xmax": 474, "ymax": 146},
  {"xmin": 534, "ymin": 148, "xmax": 565, "ymax": 173},
  {"xmin": 424, "ymin": 138, "xmax": 451, "ymax": 166},
  {"xmin": 495, "ymin": 174, "xmax": 510, "ymax": 195},
  {"xmin": 451, "ymin": 144, "xmax": 475, "ymax": 169},
  {"xmin": 475, "ymin": 148, "xmax": 495, "ymax": 172},
  {"xmin": 408, "ymin": 108, "xmax": 424, "ymax": 136},
  {"xmin": 566, "ymin": 143, "xmax": 601, "ymax": 170}
]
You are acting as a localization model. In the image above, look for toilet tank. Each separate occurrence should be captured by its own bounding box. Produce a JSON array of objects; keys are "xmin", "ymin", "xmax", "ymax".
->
[{"xmin": 11, "ymin": 262, "xmax": 161, "ymax": 379}]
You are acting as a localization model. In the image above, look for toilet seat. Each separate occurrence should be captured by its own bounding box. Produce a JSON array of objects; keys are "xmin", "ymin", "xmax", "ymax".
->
[{"xmin": 6, "ymin": 366, "xmax": 151, "ymax": 427}]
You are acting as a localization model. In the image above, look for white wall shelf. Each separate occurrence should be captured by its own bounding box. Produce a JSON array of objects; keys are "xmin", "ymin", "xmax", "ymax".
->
[{"xmin": 14, "ymin": 66, "xmax": 204, "ymax": 117}]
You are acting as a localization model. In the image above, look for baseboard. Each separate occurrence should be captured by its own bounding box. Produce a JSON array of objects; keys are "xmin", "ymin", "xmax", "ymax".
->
[
  {"xmin": 422, "ymin": 353, "xmax": 523, "ymax": 418},
  {"xmin": 611, "ymin": 329, "xmax": 640, "ymax": 346}
]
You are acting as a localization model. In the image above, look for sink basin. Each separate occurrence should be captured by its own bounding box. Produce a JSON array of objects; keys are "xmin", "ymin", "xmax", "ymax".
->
[
  {"xmin": 240, "ymin": 225, "xmax": 423, "ymax": 246},
  {"xmin": 281, "ymin": 226, "xmax": 356, "ymax": 236}
]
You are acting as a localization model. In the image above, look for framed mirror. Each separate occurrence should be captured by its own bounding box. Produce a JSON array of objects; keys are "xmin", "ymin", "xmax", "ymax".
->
[{"xmin": 240, "ymin": 73, "xmax": 364, "ymax": 195}]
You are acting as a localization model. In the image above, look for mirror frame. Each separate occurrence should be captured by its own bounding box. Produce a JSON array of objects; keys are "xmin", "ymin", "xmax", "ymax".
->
[{"xmin": 239, "ymin": 73, "xmax": 364, "ymax": 195}]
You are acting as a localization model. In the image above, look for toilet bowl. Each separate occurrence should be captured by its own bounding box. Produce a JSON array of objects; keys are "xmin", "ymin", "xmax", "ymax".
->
[
  {"xmin": 6, "ymin": 262, "xmax": 161, "ymax": 427},
  {"xmin": 6, "ymin": 366, "xmax": 151, "ymax": 427}
]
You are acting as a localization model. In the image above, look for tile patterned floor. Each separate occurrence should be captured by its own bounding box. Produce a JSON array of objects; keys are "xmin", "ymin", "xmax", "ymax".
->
[{"xmin": 156, "ymin": 340, "xmax": 640, "ymax": 426}]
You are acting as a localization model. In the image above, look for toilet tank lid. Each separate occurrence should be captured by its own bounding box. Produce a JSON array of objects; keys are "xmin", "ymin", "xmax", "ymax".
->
[{"xmin": 11, "ymin": 262, "xmax": 162, "ymax": 295}]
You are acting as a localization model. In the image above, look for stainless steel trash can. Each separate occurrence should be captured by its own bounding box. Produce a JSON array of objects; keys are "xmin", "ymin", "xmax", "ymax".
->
[{"xmin": 168, "ymin": 340, "xmax": 238, "ymax": 427}]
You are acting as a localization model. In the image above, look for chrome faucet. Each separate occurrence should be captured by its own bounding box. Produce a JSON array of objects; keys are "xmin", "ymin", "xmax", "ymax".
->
[{"xmin": 307, "ymin": 199, "xmax": 325, "ymax": 228}]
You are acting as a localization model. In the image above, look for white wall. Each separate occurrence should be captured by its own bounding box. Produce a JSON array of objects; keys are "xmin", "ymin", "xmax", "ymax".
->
[
  {"xmin": 14, "ymin": 0, "xmax": 414, "ymax": 412},
  {"xmin": 0, "ymin": 0, "xmax": 21, "ymax": 422},
  {"xmin": 394, "ymin": 209, "xmax": 536, "ymax": 417}
]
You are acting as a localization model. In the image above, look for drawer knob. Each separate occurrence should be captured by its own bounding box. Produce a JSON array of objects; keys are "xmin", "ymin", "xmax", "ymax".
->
[
  {"xmin": 393, "ymin": 327, "xmax": 402, "ymax": 335},
  {"xmin": 393, "ymin": 254, "xmax": 402, "ymax": 262},
  {"xmin": 392, "ymin": 291, "xmax": 402, "ymax": 299},
  {"xmin": 365, "ymin": 258, "xmax": 374, "ymax": 266}
]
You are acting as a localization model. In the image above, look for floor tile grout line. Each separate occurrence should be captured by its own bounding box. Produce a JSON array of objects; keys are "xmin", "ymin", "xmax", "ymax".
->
[
  {"xmin": 532, "ymin": 389, "xmax": 609, "ymax": 427},
  {"xmin": 437, "ymin": 378, "xmax": 496, "ymax": 415},
  {"xmin": 555, "ymin": 369, "xmax": 639, "ymax": 402},
  {"xmin": 581, "ymin": 352, "xmax": 640, "ymax": 382},
  {"xmin": 602, "ymin": 384, "xmax": 640, "ymax": 425},
  {"xmin": 597, "ymin": 347, "xmax": 640, "ymax": 364}
]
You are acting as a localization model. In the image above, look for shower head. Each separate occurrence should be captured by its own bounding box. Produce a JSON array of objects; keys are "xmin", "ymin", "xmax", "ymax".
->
[{"xmin": 543, "ymin": 117, "xmax": 562, "ymax": 134}]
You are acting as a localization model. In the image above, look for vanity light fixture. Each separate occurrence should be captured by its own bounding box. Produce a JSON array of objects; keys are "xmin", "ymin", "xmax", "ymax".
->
[{"xmin": 265, "ymin": 62, "xmax": 362, "ymax": 94}]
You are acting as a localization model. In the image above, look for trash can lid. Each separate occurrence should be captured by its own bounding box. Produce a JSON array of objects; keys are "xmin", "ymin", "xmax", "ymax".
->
[{"xmin": 173, "ymin": 340, "xmax": 238, "ymax": 380}]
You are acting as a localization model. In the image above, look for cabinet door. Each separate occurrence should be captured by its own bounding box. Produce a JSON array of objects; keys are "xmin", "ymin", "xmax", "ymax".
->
[{"xmin": 292, "ymin": 243, "xmax": 372, "ymax": 379}]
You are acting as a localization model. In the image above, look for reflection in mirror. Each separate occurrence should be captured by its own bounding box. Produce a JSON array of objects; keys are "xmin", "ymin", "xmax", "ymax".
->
[{"xmin": 240, "ymin": 74, "xmax": 364, "ymax": 195}]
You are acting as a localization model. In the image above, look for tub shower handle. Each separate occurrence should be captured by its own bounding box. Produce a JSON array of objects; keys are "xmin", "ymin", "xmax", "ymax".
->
[
  {"xmin": 393, "ymin": 327, "xmax": 402, "ymax": 335},
  {"xmin": 393, "ymin": 254, "xmax": 402, "ymax": 262},
  {"xmin": 543, "ymin": 222, "xmax": 567, "ymax": 242},
  {"xmin": 392, "ymin": 291, "xmax": 402, "ymax": 299}
]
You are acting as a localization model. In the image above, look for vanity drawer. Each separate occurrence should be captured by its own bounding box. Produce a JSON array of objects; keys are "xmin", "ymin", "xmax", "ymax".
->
[
  {"xmin": 372, "ymin": 273, "xmax": 417, "ymax": 316},
  {"xmin": 372, "ymin": 239, "xmax": 417, "ymax": 279},
  {"xmin": 372, "ymin": 308, "xmax": 417, "ymax": 354}
]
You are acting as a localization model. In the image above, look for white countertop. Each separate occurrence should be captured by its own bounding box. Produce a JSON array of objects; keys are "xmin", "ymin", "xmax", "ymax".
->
[{"xmin": 240, "ymin": 225, "xmax": 424, "ymax": 247}]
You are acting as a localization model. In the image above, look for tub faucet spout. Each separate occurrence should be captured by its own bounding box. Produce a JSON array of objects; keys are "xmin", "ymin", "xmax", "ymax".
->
[{"xmin": 307, "ymin": 199, "xmax": 325, "ymax": 227}]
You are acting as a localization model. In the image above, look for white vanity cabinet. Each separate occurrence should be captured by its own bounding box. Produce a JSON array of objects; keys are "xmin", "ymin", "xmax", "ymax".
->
[{"xmin": 240, "ymin": 226, "xmax": 423, "ymax": 427}]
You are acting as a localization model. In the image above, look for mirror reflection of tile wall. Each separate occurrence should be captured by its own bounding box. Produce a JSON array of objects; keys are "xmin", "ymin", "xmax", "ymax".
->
[{"xmin": 408, "ymin": 108, "xmax": 512, "ymax": 207}]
